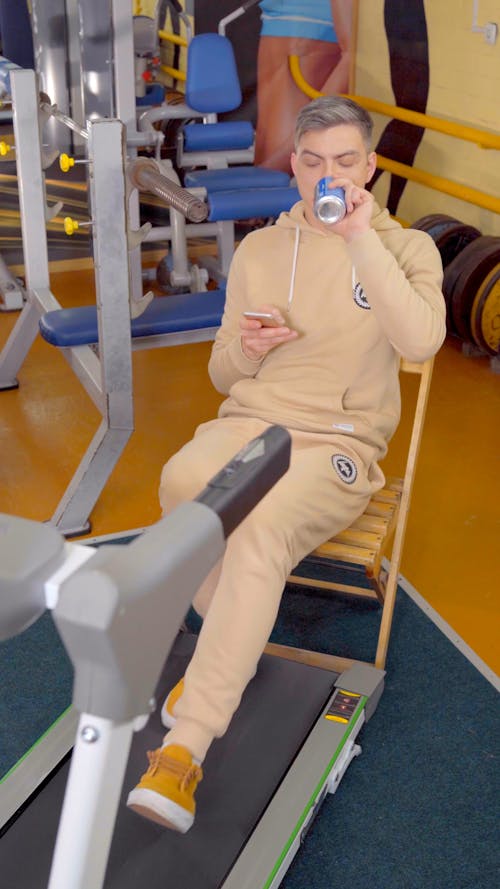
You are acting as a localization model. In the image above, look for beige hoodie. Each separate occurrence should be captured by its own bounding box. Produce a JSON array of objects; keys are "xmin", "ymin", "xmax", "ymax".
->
[{"xmin": 208, "ymin": 200, "xmax": 445, "ymax": 457}]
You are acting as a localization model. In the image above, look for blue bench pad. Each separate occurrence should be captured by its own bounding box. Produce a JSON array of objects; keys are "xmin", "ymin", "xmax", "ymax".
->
[
  {"xmin": 183, "ymin": 121, "xmax": 254, "ymax": 152},
  {"xmin": 207, "ymin": 187, "xmax": 301, "ymax": 222},
  {"xmin": 39, "ymin": 290, "xmax": 226, "ymax": 348},
  {"xmin": 185, "ymin": 167, "xmax": 290, "ymax": 192}
]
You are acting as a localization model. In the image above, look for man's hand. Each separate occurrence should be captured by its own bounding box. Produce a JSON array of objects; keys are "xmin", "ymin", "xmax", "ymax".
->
[
  {"xmin": 327, "ymin": 178, "xmax": 374, "ymax": 243},
  {"xmin": 240, "ymin": 305, "xmax": 298, "ymax": 360}
]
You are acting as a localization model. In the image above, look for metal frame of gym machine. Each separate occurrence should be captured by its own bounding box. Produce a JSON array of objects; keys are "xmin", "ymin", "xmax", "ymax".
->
[
  {"xmin": 0, "ymin": 2, "xmax": 218, "ymax": 538},
  {"xmin": 0, "ymin": 68, "xmax": 140, "ymax": 538}
]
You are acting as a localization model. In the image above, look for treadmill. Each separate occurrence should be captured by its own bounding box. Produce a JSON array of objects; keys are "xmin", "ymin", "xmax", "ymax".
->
[{"xmin": 0, "ymin": 426, "xmax": 384, "ymax": 889}]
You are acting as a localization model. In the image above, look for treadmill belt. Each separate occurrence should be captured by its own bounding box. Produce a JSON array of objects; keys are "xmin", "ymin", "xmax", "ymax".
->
[{"xmin": 0, "ymin": 633, "xmax": 338, "ymax": 889}]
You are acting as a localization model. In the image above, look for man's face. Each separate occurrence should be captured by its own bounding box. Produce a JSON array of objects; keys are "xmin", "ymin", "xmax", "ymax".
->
[{"xmin": 291, "ymin": 123, "xmax": 377, "ymax": 229}]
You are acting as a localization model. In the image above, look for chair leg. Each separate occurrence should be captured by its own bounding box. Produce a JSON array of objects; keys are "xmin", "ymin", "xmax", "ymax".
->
[
  {"xmin": 374, "ymin": 562, "xmax": 399, "ymax": 669},
  {"xmin": 369, "ymin": 565, "xmax": 387, "ymax": 606}
]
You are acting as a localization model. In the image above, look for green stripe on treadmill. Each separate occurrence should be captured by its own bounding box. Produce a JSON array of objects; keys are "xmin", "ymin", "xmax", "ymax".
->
[
  {"xmin": 0, "ymin": 706, "xmax": 73, "ymax": 783},
  {"xmin": 263, "ymin": 696, "xmax": 368, "ymax": 889}
]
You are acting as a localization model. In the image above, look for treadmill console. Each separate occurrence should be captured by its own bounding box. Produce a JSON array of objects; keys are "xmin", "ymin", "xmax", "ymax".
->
[{"xmin": 325, "ymin": 689, "xmax": 362, "ymax": 724}]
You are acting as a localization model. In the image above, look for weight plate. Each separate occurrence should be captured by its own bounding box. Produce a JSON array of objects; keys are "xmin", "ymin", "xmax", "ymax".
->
[
  {"xmin": 412, "ymin": 214, "xmax": 481, "ymax": 268},
  {"xmin": 470, "ymin": 262, "xmax": 500, "ymax": 356},
  {"xmin": 443, "ymin": 236, "xmax": 500, "ymax": 340}
]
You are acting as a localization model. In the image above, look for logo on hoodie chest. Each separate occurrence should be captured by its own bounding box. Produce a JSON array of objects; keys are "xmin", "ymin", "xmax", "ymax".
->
[{"xmin": 353, "ymin": 281, "xmax": 371, "ymax": 310}]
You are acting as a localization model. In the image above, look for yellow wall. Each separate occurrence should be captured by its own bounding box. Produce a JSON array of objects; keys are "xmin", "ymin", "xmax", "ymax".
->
[{"xmin": 356, "ymin": 0, "xmax": 500, "ymax": 234}]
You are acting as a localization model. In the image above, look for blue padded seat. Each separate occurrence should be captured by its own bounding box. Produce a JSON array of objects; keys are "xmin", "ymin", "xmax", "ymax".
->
[
  {"xmin": 39, "ymin": 290, "xmax": 226, "ymax": 348},
  {"xmin": 183, "ymin": 120, "xmax": 255, "ymax": 152},
  {"xmin": 185, "ymin": 33, "xmax": 241, "ymax": 113},
  {"xmin": 207, "ymin": 187, "xmax": 301, "ymax": 222},
  {"xmin": 184, "ymin": 167, "xmax": 290, "ymax": 193}
]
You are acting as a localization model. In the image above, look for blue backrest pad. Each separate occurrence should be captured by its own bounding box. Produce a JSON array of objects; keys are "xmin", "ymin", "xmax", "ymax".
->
[{"xmin": 186, "ymin": 33, "xmax": 241, "ymax": 113}]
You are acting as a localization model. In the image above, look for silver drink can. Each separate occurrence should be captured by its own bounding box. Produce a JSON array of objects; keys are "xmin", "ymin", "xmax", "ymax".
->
[{"xmin": 314, "ymin": 178, "xmax": 346, "ymax": 224}]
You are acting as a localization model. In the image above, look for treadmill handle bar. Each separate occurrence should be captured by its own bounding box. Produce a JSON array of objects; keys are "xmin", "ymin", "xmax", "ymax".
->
[{"xmin": 195, "ymin": 423, "xmax": 291, "ymax": 538}]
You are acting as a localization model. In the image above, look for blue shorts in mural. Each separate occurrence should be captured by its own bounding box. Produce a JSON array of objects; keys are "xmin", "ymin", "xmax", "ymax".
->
[{"xmin": 259, "ymin": 0, "xmax": 338, "ymax": 42}]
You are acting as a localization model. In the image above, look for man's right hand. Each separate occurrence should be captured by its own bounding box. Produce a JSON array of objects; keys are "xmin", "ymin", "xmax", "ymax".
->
[{"xmin": 240, "ymin": 306, "xmax": 298, "ymax": 360}]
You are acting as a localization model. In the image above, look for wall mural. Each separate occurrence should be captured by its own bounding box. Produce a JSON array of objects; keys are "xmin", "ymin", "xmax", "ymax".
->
[
  {"xmin": 253, "ymin": 1, "xmax": 353, "ymax": 173},
  {"xmin": 194, "ymin": 0, "xmax": 431, "ymax": 214},
  {"xmin": 370, "ymin": 0, "xmax": 429, "ymax": 214},
  {"xmin": 194, "ymin": 1, "xmax": 353, "ymax": 175}
]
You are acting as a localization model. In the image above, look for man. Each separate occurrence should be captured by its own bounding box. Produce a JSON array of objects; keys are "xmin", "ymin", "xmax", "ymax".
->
[{"xmin": 127, "ymin": 96, "xmax": 446, "ymax": 832}]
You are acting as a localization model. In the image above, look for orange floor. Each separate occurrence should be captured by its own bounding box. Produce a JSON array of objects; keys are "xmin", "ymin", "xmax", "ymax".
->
[{"xmin": 1, "ymin": 268, "xmax": 498, "ymax": 674}]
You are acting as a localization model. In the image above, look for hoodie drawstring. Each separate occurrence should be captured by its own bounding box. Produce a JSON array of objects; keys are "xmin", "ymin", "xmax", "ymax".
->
[
  {"xmin": 287, "ymin": 224, "xmax": 300, "ymax": 311},
  {"xmin": 287, "ymin": 222, "xmax": 357, "ymax": 309}
]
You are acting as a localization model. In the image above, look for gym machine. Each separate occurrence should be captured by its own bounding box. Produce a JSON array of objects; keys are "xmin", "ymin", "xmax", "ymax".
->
[{"xmin": 0, "ymin": 66, "xmax": 213, "ymax": 537}]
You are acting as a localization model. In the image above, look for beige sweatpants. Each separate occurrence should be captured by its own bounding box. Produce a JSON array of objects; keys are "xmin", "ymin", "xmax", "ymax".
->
[{"xmin": 160, "ymin": 416, "xmax": 383, "ymax": 762}]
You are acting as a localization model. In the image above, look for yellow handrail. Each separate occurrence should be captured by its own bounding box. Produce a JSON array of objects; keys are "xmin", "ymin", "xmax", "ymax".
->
[
  {"xmin": 289, "ymin": 55, "xmax": 500, "ymax": 151},
  {"xmin": 158, "ymin": 29, "xmax": 188, "ymax": 48},
  {"xmin": 376, "ymin": 155, "xmax": 500, "ymax": 215},
  {"xmin": 160, "ymin": 64, "xmax": 186, "ymax": 82}
]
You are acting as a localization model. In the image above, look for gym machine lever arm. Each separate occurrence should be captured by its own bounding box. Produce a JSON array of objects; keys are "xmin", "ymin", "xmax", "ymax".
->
[{"xmin": 39, "ymin": 100, "xmax": 88, "ymax": 140}]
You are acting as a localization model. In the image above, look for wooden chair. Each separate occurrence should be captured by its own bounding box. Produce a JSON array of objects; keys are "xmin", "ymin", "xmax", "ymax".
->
[{"xmin": 266, "ymin": 356, "xmax": 435, "ymax": 673}]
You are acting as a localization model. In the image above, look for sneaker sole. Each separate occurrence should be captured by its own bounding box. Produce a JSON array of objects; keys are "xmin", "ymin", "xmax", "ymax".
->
[
  {"xmin": 160, "ymin": 706, "xmax": 176, "ymax": 729},
  {"xmin": 126, "ymin": 788, "xmax": 193, "ymax": 833}
]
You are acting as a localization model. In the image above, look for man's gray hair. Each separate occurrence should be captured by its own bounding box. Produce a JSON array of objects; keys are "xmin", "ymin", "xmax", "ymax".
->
[{"xmin": 294, "ymin": 96, "xmax": 374, "ymax": 150}]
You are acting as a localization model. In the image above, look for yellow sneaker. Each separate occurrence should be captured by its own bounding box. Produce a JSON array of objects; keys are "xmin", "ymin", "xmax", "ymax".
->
[
  {"xmin": 161, "ymin": 677, "xmax": 184, "ymax": 729},
  {"xmin": 126, "ymin": 744, "xmax": 203, "ymax": 833}
]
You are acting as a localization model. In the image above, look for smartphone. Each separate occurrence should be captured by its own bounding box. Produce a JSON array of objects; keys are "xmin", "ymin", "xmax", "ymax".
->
[{"xmin": 243, "ymin": 311, "xmax": 284, "ymax": 327}]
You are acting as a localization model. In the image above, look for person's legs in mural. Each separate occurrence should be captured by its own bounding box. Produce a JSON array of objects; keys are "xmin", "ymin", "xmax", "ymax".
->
[
  {"xmin": 255, "ymin": 35, "xmax": 340, "ymax": 174},
  {"xmin": 369, "ymin": 0, "xmax": 430, "ymax": 215},
  {"xmin": 254, "ymin": 1, "xmax": 353, "ymax": 173}
]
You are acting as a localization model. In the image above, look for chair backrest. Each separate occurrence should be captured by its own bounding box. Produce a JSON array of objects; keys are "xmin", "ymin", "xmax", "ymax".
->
[
  {"xmin": 395, "ymin": 357, "xmax": 435, "ymax": 527},
  {"xmin": 269, "ymin": 355, "xmax": 436, "ymax": 674},
  {"xmin": 373, "ymin": 356, "xmax": 434, "ymax": 667},
  {"xmin": 185, "ymin": 33, "xmax": 242, "ymax": 113}
]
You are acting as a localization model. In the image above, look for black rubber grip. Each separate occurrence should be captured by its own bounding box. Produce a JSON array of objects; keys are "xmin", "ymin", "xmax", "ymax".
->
[{"xmin": 195, "ymin": 425, "xmax": 291, "ymax": 538}]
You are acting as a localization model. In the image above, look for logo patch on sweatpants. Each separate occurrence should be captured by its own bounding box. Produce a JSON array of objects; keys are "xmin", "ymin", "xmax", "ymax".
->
[
  {"xmin": 332, "ymin": 454, "xmax": 358, "ymax": 484},
  {"xmin": 353, "ymin": 281, "xmax": 370, "ymax": 310}
]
